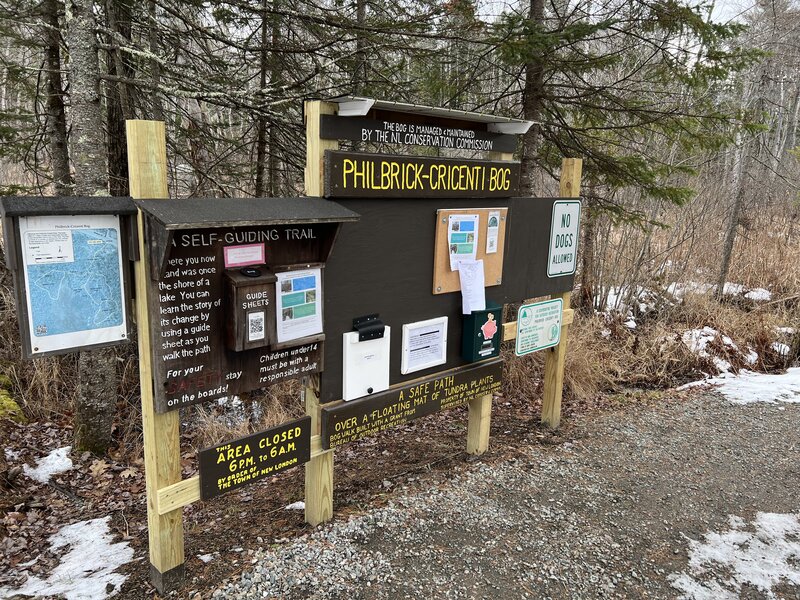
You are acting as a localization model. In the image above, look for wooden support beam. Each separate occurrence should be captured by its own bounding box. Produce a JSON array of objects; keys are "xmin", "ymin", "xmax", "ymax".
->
[
  {"xmin": 304, "ymin": 376, "xmax": 333, "ymax": 525},
  {"xmin": 541, "ymin": 158, "xmax": 582, "ymax": 429},
  {"xmin": 304, "ymin": 100, "xmax": 338, "ymax": 525},
  {"xmin": 463, "ymin": 149, "xmax": 514, "ymax": 456},
  {"xmin": 127, "ymin": 120, "xmax": 185, "ymax": 594},
  {"xmin": 502, "ymin": 309, "xmax": 574, "ymax": 342},
  {"xmin": 466, "ymin": 393, "xmax": 492, "ymax": 454}
]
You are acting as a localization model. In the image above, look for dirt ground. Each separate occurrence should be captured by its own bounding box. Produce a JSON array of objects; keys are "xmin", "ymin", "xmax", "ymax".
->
[{"xmin": 2, "ymin": 386, "xmax": 799, "ymax": 599}]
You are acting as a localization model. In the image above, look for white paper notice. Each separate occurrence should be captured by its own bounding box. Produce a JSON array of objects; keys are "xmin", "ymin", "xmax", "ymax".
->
[
  {"xmin": 486, "ymin": 211, "xmax": 500, "ymax": 254},
  {"xmin": 448, "ymin": 214, "xmax": 479, "ymax": 271},
  {"xmin": 401, "ymin": 317, "xmax": 448, "ymax": 374},
  {"xmin": 275, "ymin": 268, "xmax": 323, "ymax": 343},
  {"xmin": 458, "ymin": 259, "xmax": 486, "ymax": 315}
]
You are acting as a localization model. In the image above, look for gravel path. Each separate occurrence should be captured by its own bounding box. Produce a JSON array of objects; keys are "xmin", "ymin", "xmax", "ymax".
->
[{"xmin": 212, "ymin": 390, "xmax": 800, "ymax": 599}]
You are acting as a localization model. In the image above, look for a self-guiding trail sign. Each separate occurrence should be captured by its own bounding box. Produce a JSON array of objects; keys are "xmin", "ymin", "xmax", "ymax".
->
[
  {"xmin": 515, "ymin": 298, "xmax": 563, "ymax": 356},
  {"xmin": 547, "ymin": 200, "xmax": 581, "ymax": 277}
]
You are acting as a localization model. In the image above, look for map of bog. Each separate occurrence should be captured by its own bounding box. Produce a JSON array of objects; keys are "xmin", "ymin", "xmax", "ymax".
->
[{"xmin": 19, "ymin": 214, "xmax": 127, "ymax": 355}]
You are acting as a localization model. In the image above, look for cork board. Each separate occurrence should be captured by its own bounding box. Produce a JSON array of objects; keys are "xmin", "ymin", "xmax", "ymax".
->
[{"xmin": 432, "ymin": 207, "xmax": 508, "ymax": 294}]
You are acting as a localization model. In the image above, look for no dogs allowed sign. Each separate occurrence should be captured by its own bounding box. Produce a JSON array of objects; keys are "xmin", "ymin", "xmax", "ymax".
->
[{"xmin": 548, "ymin": 200, "xmax": 581, "ymax": 277}]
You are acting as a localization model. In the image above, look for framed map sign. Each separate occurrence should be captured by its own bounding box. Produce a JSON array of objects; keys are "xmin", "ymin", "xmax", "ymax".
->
[{"xmin": 18, "ymin": 214, "xmax": 128, "ymax": 355}]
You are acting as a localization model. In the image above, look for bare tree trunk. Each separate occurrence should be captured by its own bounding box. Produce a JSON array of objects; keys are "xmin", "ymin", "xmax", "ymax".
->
[
  {"xmin": 576, "ymin": 187, "xmax": 596, "ymax": 312},
  {"xmin": 148, "ymin": 0, "xmax": 163, "ymax": 121},
  {"xmin": 716, "ymin": 168, "xmax": 746, "ymax": 300},
  {"xmin": 44, "ymin": 0, "xmax": 71, "ymax": 195},
  {"xmin": 65, "ymin": 0, "xmax": 108, "ymax": 195},
  {"xmin": 519, "ymin": 0, "xmax": 545, "ymax": 196},
  {"xmin": 65, "ymin": 0, "xmax": 117, "ymax": 455},
  {"xmin": 254, "ymin": 0, "xmax": 269, "ymax": 197},
  {"xmin": 105, "ymin": 0, "xmax": 133, "ymax": 196},
  {"xmin": 267, "ymin": 0, "xmax": 280, "ymax": 196}
]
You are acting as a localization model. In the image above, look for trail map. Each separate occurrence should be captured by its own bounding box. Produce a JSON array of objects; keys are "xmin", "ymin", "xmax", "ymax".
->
[{"xmin": 20, "ymin": 215, "xmax": 127, "ymax": 354}]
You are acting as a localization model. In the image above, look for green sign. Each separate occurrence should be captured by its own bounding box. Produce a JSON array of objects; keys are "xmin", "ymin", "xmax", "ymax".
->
[{"xmin": 515, "ymin": 299, "xmax": 562, "ymax": 356}]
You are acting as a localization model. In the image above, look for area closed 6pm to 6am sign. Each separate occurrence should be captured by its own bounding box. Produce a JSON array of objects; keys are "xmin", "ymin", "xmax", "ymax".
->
[{"xmin": 548, "ymin": 200, "xmax": 581, "ymax": 277}]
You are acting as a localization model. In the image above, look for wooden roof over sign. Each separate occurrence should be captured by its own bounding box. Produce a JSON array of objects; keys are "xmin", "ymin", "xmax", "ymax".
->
[
  {"xmin": 0, "ymin": 196, "xmax": 137, "ymax": 217},
  {"xmin": 136, "ymin": 197, "xmax": 359, "ymax": 230}
]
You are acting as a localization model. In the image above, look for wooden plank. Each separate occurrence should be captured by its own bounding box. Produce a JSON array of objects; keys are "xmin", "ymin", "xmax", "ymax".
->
[
  {"xmin": 127, "ymin": 120, "xmax": 185, "ymax": 594},
  {"xmin": 303, "ymin": 100, "xmax": 337, "ymax": 526},
  {"xmin": 466, "ymin": 393, "xmax": 492, "ymax": 455},
  {"xmin": 157, "ymin": 476, "xmax": 200, "ymax": 515},
  {"xmin": 541, "ymin": 158, "xmax": 582, "ymax": 429},
  {"xmin": 303, "ymin": 374, "xmax": 333, "ymax": 525},
  {"xmin": 502, "ymin": 308, "xmax": 574, "ymax": 341},
  {"xmin": 432, "ymin": 207, "xmax": 508, "ymax": 294},
  {"xmin": 305, "ymin": 101, "xmax": 338, "ymax": 197}
]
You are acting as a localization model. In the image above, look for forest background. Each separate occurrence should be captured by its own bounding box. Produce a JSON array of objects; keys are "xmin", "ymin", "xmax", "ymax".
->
[{"xmin": 0, "ymin": 0, "xmax": 799, "ymax": 455}]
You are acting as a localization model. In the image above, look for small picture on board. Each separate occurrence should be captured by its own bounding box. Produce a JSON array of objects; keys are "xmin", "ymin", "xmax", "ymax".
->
[
  {"xmin": 305, "ymin": 290, "xmax": 316, "ymax": 303},
  {"xmin": 282, "ymin": 308, "xmax": 293, "ymax": 321},
  {"xmin": 488, "ymin": 216, "xmax": 499, "ymax": 227},
  {"xmin": 452, "ymin": 221, "xmax": 460, "ymax": 232},
  {"xmin": 450, "ymin": 244, "xmax": 458, "ymax": 254},
  {"xmin": 281, "ymin": 280, "xmax": 292, "ymax": 293}
]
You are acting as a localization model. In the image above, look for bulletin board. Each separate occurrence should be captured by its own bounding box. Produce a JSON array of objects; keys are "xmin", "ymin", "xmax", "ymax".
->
[
  {"xmin": 432, "ymin": 207, "xmax": 508, "ymax": 294},
  {"xmin": 320, "ymin": 197, "xmax": 575, "ymax": 404}
]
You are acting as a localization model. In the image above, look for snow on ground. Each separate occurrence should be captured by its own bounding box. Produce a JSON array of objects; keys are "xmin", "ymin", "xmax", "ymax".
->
[
  {"xmin": 669, "ymin": 512, "xmax": 800, "ymax": 599},
  {"xmin": 680, "ymin": 367, "xmax": 800, "ymax": 404},
  {"xmin": 0, "ymin": 516, "xmax": 133, "ymax": 600},
  {"xmin": 681, "ymin": 327, "xmax": 737, "ymax": 372},
  {"xmin": 22, "ymin": 446, "xmax": 73, "ymax": 483},
  {"xmin": 744, "ymin": 287, "xmax": 772, "ymax": 301},
  {"xmin": 285, "ymin": 501, "xmax": 305, "ymax": 510}
]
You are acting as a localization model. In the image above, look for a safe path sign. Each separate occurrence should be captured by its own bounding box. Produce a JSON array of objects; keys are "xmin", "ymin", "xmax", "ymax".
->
[
  {"xmin": 515, "ymin": 298, "xmax": 562, "ymax": 356},
  {"xmin": 548, "ymin": 200, "xmax": 581, "ymax": 277}
]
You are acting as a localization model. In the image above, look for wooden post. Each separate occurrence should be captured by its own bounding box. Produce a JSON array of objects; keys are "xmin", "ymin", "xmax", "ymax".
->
[
  {"xmin": 541, "ymin": 158, "xmax": 582, "ymax": 429},
  {"xmin": 463, "ymin": 150, "xmax": 514, "ymax": 455},
  {"xmin": 127, "ymin": 120, "xmax": 185, "ymax": 593},
  {"xmin": 303, "ymin": 100, "xmax": 337, "ymax": 525}
]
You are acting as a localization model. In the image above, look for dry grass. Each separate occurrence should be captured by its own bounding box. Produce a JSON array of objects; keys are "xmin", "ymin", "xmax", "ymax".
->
[{"xmin": 189, "ymin": 379, "xmax": 305, "ymax": 451}]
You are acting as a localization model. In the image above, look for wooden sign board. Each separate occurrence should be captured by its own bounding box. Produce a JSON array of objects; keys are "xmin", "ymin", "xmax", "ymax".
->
[
  {"xmin": 432, "ymin": 207, "xmax": 508, "ymax": 294},
  {"xmin": 319, "ymin": 115, "xmax": 518, "ymax": 153},
  {"xmin": 321, "ymin": 360, "xmax": 502, "ymax": 449},
  {"xmin": 146, "ymin": 223, "xmax": 330, "ymax": 412},
  {"xmin": 324, "ymin": 151, "xmax": 520, "ymax": 199},
  {"xmin": 198, "ymin": 416, "xmax": 312, "ymax": 500},
  {"xmin": 320, "ymin": 197, "xmax": 575, "ymax": 405}
]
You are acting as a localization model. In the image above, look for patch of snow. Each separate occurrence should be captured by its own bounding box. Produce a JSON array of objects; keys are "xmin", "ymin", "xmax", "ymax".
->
[
  {"xmin": 669, "ymin": 512, "xmax": 800, "ymax": 599},
  {"xmin": 775, "ymin": 326, "xmax": 795, "ymax": 335},
  {"xmin": 679, "ymin": 367, "xmax": 800, "ymax": 404},
  {"xmin": 197, "ymin": 554, "xmax": 214, "ymax": 563},
  {"xmin": 682, "ymin": 327, "xmax": 719, "ymax": 357},
  {"xmin": 667, "ymin": 281, "xmax": 714, "ymax": 299},
  {"xmin": 722, "ymin": 282, "xmax": 744, "ymax": 295},
  {"xmin": 285, "ymin": 501, "xmax": 305, "ymax": 511},
  {"xmin": 623, "ymin": 318, "xmax": 637, "ymax": 329},
  {"xmin": 23, "ymin": 446, "xmax": 73, "ymax": 483},
  {"xmin": 744, "ymin": 288, "xmax": 771, "ymax": 302},
  {"xmin": 0, "ymin": 516, "xmax": 134, "ymax": 600},
  {"xmin": 4, "ymin": 447, "xmax": 21, "ymax": 461},
  {"xmin": 772, "ymin": 342, "xmax": 790, "ymax": 357},
  {"xmin": 600, "ymin": 328, "xmax": 611, "ymax": 339},
  {"xmin": 744, "ymin": 349, "xmax": 758, "ymax": 366}
]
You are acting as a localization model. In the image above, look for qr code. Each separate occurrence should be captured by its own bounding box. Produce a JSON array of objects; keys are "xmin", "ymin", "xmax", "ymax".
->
[{"xmin": 248, "ymin": 312, "xmax": 265, "ymax": 341}]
